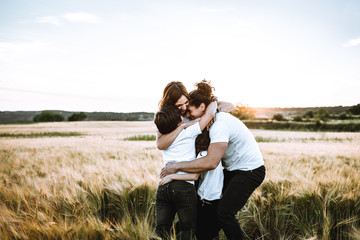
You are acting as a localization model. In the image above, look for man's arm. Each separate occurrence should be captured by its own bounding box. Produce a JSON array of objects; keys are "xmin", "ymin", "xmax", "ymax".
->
[
  {"xmin": 160, "ymin": 142, "xmax": 228, "ymax": 178},
  {"xmin": 217, "ymin": 101, "xmax": 234, "ymax": 113}
]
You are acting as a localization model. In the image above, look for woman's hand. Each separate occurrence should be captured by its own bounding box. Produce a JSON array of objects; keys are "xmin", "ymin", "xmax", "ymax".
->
[
  {"xmin": 160, "ymin": 162, "xmax": 178, "ymax": 178},
  {"xmin": 180, "ymin": 118, "xmax": 200, "ymax": 129},
  {"xmin": 159, "ymin": 174, "xmax": 174, "ymax": 185}
]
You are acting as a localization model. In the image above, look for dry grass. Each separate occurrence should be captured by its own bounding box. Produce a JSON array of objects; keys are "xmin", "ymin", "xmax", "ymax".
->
[{"xmin": 0, "ymin": 121, "xmax": 359, "ymax": 239}]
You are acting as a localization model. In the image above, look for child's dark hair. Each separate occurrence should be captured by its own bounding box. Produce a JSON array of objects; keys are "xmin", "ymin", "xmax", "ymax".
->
[
  {"xmin": 195, "ymin": 129, "xmax": 210, "ymax": 156},
  {"xmin": 189, "ymin": 79, "xmax": 217, "ymax": 108},
  {"xmin": 154, "ymin": 104, "xmax": 182, "ymax": 135}
]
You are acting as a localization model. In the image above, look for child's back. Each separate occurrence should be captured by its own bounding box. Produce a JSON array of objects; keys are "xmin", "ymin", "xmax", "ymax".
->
[
  {"xmin": 154, "ymin": 104, "xmax": 201, "ymax": 239},
  {"xmin": 161, "ymin": 121, "xmax": 201, "ymax": 184},
  {"xmin": 154, "ymin": 102, "xmax": 217, "ymax": 240}
]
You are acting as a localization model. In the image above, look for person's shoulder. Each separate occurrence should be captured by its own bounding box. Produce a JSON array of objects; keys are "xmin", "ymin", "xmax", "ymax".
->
[
  {"xmin": 215, "ymin": 111, "xmax": 226, "ymax": 118},
  {"xmin": 183, "ymin": 121, "xmax": 201, "ymax": 136},
  {"xmin": 210, "ymin": 112, "xmax": 228, "ymax": 131},
  {"xmin": 212, "ymin": 112, "xmax": 239, "ymax": 130},
  {"xmin": 215, "ymin": 112, "xmax": 232, "ymax": 120}
]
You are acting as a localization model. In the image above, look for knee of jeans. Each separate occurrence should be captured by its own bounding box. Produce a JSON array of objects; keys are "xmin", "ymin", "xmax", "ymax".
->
[
  {"xmin": 156, "ymin": 223, "xmax": 171, "ymax": 232},
  {"xmin": 216, "ymin": 204, "xmax": 233, "ymax": 222}
]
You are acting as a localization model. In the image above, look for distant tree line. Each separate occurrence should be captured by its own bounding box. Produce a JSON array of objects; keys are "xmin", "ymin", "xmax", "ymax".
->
[
  {"xmin": 31, "ymin": 111, "xmax": 154, "ymax": 123},
  {"xmin": 243, "ymin": 120, "xmax": 360, "ymax": 132},
  {"xmin": 33, "ymin": 111, "xmax": 88, "ymax": 122},
  {"xmin": 229, "ymin": 103, "xmax": 360, "ymax": 132},
  {"xmin": 268, "ymin": 106, "xmax": 360, "ymax": 123}
]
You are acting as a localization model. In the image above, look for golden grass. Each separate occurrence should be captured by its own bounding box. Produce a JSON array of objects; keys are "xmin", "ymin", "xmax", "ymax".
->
[{"xmin": 0, "ymin": 121, "xmax": 359, "ymax": 239}]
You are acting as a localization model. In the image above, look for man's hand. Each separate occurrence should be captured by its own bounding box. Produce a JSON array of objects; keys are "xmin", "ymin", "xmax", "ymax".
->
[{"xmin": 160, "ymin": 162, "xmax": 178, "ymax": 178}]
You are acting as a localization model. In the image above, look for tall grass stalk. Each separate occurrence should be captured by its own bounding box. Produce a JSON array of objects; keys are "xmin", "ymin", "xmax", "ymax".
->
[{"xmin": 0, "ymin": 122, "xmax": 359, "ymax": 239}]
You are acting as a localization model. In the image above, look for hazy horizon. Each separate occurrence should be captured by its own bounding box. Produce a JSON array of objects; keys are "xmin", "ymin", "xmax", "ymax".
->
[
  {"xmin": 0, "ymin": 103, "xmax": 355, "ymax": 114},
  {"xmin": 1, "ymin": 0, "xmax": 359, "ymax": 112}
]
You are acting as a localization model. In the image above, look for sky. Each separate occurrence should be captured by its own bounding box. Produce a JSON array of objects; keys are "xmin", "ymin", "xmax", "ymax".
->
[{"xmin": 1, "ymin": 0, "xmax": 360, "ymax": 113}]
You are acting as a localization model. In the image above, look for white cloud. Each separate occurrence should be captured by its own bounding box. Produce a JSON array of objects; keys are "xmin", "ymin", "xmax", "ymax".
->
[
  {"xmin": 200, "ymin": 8, "xmax": 235, "ymax": 13},
  {"xmin": 343, "ymin": 37, "xmax": 360, "ymax": 48},
  {"xmin": 36, "ymin": 16, "xmax": 62, "ymax": 26},
  {"xmin": 62, "ymin": 12, "xmax": 104, "ymax": 24}
]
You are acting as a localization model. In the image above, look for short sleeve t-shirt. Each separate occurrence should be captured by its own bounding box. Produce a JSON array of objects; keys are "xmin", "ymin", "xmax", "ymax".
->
[
  {"xmin": 209, "ymin": 112, "xmax": 264, "ymax": 171},
  {"xmin": 161, "ymin": 122, "xmax": 202, "ymax": 184},
  {"xmin": 197, "ymin": 151, "xmax": 224, "ymax": 201}
]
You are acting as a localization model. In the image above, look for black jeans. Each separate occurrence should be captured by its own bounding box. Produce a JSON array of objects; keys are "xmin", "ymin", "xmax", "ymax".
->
[
  {"xmin": 217, "ymin": 165, "xmax": 266, "ymax": 240},
  {"xmin": 155, "ymin": 180, "xmax": 197, "ymax": 240},
  {"xmin": 196, "ymin": 197, "xmax": 221, "ymax": 240}
]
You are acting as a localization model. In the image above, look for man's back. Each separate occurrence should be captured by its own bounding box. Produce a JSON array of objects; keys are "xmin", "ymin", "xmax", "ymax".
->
[{"xmin": 209, "ymin": 112, "xmax": 264, "ymax": 171}]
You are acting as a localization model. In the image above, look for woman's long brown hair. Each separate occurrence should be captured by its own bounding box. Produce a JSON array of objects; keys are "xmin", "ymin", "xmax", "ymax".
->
[{"xmin": 159, "ymin": 81, "xmax": 189, "ymax": 108}]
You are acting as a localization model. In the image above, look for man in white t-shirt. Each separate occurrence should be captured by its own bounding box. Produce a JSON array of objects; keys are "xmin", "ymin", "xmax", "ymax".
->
[{"xmin": 161, "ymin": 110, "xmax": 266, "ymax": 240}]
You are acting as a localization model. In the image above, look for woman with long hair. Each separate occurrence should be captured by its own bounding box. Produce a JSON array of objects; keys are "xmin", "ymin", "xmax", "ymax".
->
[{"xmin": 156, "ymin": 81, "xmax": 234, "ymax": 150}]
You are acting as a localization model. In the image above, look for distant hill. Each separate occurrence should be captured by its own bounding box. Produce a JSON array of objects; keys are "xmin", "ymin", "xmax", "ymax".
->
[
  {"xmin": 253, "ymin": 106, "xmax": 351, "ymax": 118},
  {"xmin": 0, "ymin": 110, "xmax": 155, "ymax": 124},
  {"xmin": 0, "ymin": 106, "xmax": 352, "ymax": 124}
]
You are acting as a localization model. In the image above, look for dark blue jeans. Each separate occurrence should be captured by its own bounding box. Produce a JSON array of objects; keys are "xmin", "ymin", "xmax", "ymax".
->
[
  {"xmin": 217, "ymin": 165, "xmax": 266, "ymax": 240},
  {"xmin": 196, "ymin": 197, "xmax": 221, "ymax": 240},
  {"xmin": 155, "ymin": 180, "xmax": 197, "ymax": 240}
]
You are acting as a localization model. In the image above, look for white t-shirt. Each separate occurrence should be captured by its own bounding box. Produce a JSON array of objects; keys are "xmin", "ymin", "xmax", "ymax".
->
[
  {"xmin": 161, "ymin": 122, "xmax": 202, "ymax": 184},
  {"xmin": 209, "ymin": 112, "xmax": 264, "ymax": 171},
  {"xmin": 197, "ymin": 151, "xmax": 224, "ymax": 201}
]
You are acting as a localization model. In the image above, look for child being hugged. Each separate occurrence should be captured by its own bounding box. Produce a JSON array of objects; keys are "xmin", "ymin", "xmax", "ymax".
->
[
  {"xmin": 154, "ymin": 101, "xmax": 217, "ymax": 240},
  {"xmin": 194, "ymin": 129, "xmax": 223, "ymax": 240}
]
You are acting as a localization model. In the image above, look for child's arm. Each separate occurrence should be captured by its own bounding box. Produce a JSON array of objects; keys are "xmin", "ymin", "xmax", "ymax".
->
[
  {"xmin": 160, "ymin": 173, "xmax": 200, "ymax": 185},
  {"xmin": 156, "ymin": 119, "xmax": 200, "ymax": 150},
  {"xmin": 156, "ymin": 128, "xmax": 183, "ymax": 150}
]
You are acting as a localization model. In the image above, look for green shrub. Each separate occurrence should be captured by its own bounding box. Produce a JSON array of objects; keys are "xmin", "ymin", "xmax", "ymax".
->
[
  {"xmin": 338, "ymin": 112, "xmax": 348, "ymax": 120},
  {"xmin": 293, "ymin": 115, "xmax": 303, "ymax": 122},
  {"xmin": 68, "ymin": 112, "xmax": 87, "ymax": 121},
  {"xmin": 349, "ymin": 103, "xmax": 360, "ymax": 115},
  {"xmin": 315, "ymin": 108, "xmax": 330, "ymax": 122},
  {"xmin": 303, "ymin": 110, "xmax": 314, "ymax": 119},
  {"xmin": 33, "ymin": 111, "xmax": 64, "ymax": 122},
  {"xmin": 230, "ymin": 104, "xmax": 256, "ymax": 120},
  {"xmin": 272, "ymin": 114, "xmax": 286, "ymax": 121}
]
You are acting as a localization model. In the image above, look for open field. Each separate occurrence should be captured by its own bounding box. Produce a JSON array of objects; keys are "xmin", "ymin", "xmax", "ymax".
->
[{"xmin": 0, "ymin": 121, "xmax": 359, "ymax": 239}]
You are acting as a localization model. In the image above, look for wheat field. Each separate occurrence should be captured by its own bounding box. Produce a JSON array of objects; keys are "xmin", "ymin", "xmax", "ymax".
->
[{"xmin": 0, "ymin": 121, "xmax": 359, "ymax": 239}]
